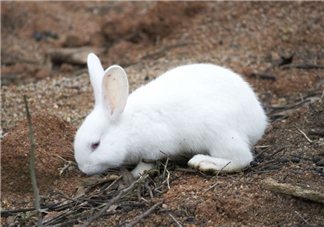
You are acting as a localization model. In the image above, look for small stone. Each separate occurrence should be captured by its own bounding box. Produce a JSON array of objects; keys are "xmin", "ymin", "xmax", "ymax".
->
[
  {"xmin": 34, "ymin": 31, "xmax": 43, "ymax": 41},
  {"xmin": 35, "ymin": 68, "xmax": 50, "ymax": 79},
  {"xmin": 68, "ymin": 165, "xmax": 75, "ymax": 171},
  {"xmin": 291, "ymin": 156, "xmax": 300, "ymax": 163},
  {"xmin": 279, "ymin": 157, "xmax": 289, "ymax": 163},
  {"xmin": 186, "ymin": 217, "xmax": 195, "ymax": 223},
  {"xmin": 162, "ymin": 204, "xmax": 168, "ymax": 209},
  {"xmin": 250, "ymin": 161, "xmax": 258, "ymax": 167},
  {"xmin": 271, "ymin": 165, "xmax": 280, "ymax": 170},
  {"xmin": 316, "ymin": 168, "xmax": 323, "ymax": 173},
  {"xmin": 45, "ymin": 29, "xmax": 59, "ymax": 39},
  {"xmin": 312, "ymin": 155, "xmax": 321, "ymax": 163},
  {"xmin": 49, "ymin": 188, "xmax": 54, "ymax": 196},
  {"xmin": 6, "ymin": 216, "xmax": 14, "ymax": 225},
  {"xmin": 316, "ymin": 160, "xmax": 324, "ymax": 166}
]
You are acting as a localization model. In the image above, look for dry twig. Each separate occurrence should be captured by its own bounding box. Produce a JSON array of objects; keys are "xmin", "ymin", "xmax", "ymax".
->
[
  {"xmin": 81, "ymin": 174, "xmax": 148, "ymax": 227},
  {"xmin": 263, "ymin": 178, "xmax": 324, "ymax": 204},
  {"xmin": 297, "ymin": 127, "xmax": 313, "ymax": 143},
  {"xmin": 125, "ymin": 199, "xmax": 165, "ymax": 227},
  {"xmin": 294, "ymin": 211, "xmax": 314, "ymax": 227},
  {"xmin": 168, "ymin": 213, "xmax": 183, "ymax": 227},
  {"xmin": 23, "ymin": 95, "xmax": 43, "ymax": 227}
]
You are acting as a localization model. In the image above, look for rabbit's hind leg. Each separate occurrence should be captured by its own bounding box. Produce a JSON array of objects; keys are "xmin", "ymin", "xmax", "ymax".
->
[{"xmin": 188, "ymin": 141, "xmax": 253, "ymax": 173}]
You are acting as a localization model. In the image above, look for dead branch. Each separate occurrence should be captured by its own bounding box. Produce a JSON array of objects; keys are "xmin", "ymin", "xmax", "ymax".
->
[
  {"xmin": 296, "ymin": 127, "xmax": 313, "ymax": 143},
  {"xmin": 266, "ymin": 147, "xmax": 286, "ymax": 160},
  {"xmin": 0, "ymin": 202, "xmax": 62, "ymax": 215},
  {"xmin": 263, "ymin": 178, "xmax": 324, "ymax": 204},
  {"xmin": 47, "ymin": 47, "xmax": 105, "ymax": 66},
  {"xmin": 251, "ymin": 72, "xmax": 276, "ymax": 81},
  {"xmin": 280, "ymin": 64, "xmax": 324, "ymax": 70},
  {"xmin": 308, "ymin": 130, "xmax": 324, "ymax": 137},
  {"xmin": 141, "ymin": 42, "xmax": 199, "ymax": 60},
  {"xmin": 168, "ymin": 213, "xmax": 183, "ymax": 227},
  {"xmin": 174, "ymin": 167, "xmax": 198, "ymax": 173},
  {"xmin": 295, "ymin": 64, "xmax": 324, "ymax": 70},
  {"xmin": 125, "ymin": 199, "xmax": 165, "ymax": 227},
  {"xmin": 23, "ymin": 95, "xmax": 43, "ymax": 227},
  {"xmin": 81, "ymin": 174, "xmax": 148, "ymax": 227},
  {"xmin": 294, "ymin": 211, "xmax": 315, "ymax": 227},
  {"xmin": 204, "ymin": 181, "xmax": 223, "ymax": 195}
]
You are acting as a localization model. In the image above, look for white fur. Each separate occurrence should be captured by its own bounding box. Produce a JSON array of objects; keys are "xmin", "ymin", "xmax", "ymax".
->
[{"xmin": 74, "ymin": 53, "xmax": 267, "ymax": 177}]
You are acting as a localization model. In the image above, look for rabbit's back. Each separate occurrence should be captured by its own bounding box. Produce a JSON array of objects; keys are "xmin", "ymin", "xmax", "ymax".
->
[{"xmin": 125, "ymin": 64, "xmax": 266, "ymax": 148}]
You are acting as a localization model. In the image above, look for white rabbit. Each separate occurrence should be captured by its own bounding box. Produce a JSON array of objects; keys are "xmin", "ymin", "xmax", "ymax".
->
[{"xmin": 74, "ymin": 53, "xmax": 267, "ymax": 177}]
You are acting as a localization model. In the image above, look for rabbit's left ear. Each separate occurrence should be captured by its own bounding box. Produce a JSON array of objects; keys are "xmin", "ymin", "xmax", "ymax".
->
[
  {"xmin": 87, "ymin": 53, "xmax": 104, "ymax": 105},
  {"xmin": 102, "ymin": 65, "xmax": 129, "ymax": 119}
]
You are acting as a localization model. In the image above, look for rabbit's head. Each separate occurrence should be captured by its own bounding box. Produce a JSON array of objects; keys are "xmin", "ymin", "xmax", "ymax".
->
[{"xmin": 74, "ymin": 53, "xmax": 129, "ymax": 175}]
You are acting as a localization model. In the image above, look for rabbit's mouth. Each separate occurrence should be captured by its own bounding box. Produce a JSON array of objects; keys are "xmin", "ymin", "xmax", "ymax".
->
[{"xmin": 78, "ymin": 163, "xmax": 108, "ymax": 175}]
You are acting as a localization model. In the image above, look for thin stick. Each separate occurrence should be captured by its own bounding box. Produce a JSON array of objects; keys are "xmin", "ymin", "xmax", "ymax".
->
[
  {"xmin": 216, "ymin": 161, "xmax": 231, "ymax": 177},
  {"xmin": 204, "ymin": 182, "xmax": 223, "ymax": 195},
  {"xmin": 23, "ymin": 95, "xmax": 43, "ymax": 227},
  {"xmin": 162, "ymin": 155, "xmax": 169, "ymax": 180},
  {"xmin": 308, "ymin": 130, "xmax": 324, "ymax": 136},
  {"xmin": 251, "ymin": 72, "xmax": 276, "ymax": 81},
  {"xmin": 168, "ymin": 213, "xmax": 183, "ymax": 227},
  {"xmin": 203, "ymin": 162, "xmax": 231, "ymax": 195},
  {"xmin": 125, "ymin": 199, "xmax": 165, "ymax": 227},
  {"xmin": 294, "ymin": 211, "xmax": 314, "ymax": 226},
  {"xmin": 81, "ymin": 174, "xmax": 148, "ymax": 227},
  {"xmin": 297, "ymin": 127, "xmax": 313, "ymax": 143},
  {"xmin": 263, "ymin": 178, "xmax": 324, "ymax": 204},
  {"xmin": 266, "ymin": 147, "xmax": 286, "ymax": 159},
  {"xmin": 100, "ymin": 175, "xmax": 123, "ymax": 194},
  {"xmin": 160, "ymin": 162, "xmax": 171, "ymax": 190}
]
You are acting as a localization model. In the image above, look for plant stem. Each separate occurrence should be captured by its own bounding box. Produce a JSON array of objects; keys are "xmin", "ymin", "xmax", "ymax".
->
[{"xmin": 23, "ymin": 95, "xmax": 43, "ymax": 227}]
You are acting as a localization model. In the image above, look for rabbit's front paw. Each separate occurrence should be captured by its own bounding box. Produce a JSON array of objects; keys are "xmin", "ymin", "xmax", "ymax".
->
[
  {"xmin": 188, "ymin": 154, "xmax": 232, "ymax": 172},
  {"xmin": 131, "ymin": 161, "xmax": 154, "ymax": 178}
]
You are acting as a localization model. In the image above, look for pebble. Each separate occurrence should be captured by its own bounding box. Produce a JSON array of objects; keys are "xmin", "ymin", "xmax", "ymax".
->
[
  {"xmin": 316, "ymin": 160, "xmax": 324, "ymax": 166},
  {"xmin": 312, "ymin": 155, "xmax": 321, "ymax": 163},
  {"xmin": 34, "ymin": 31, "xmax": 43, "ymax": 41},
  {"xmin": 250, "ymin": 161, "xmax": 258, "ymax": 167},
  {"xmin": 185, "ymin": 217, "xmax": 195, "ymax": 223},
  {"xmin": 255, "ymin": 156, "xmax": 264, "ymax": 163},
  {"xmin": 291, "ymin": 156, "xmax": 300, "ymax": 163},
  {"xmin": 316, "ymin": 168, "xmax": 323, "ymax": 173},
  {"xmin": 271, "ymin": 165, "xmax": 280, "ymax": 170},
  {"xmin": 279, "ymin": 157, "xmax": 289, "ymax": 163},
  {"xmin": 6, "ymin": 216, "xmax": 14, "ymax": 225},
  {"xmin": 68, "ymin": 165, "xmax": 75, "ymax": 171},
  {"xmin": 45, "ymin": 29, "xmax": 59, "ymax": 39}
]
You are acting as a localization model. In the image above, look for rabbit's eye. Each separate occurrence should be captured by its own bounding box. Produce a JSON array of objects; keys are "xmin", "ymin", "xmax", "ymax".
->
[{"xmin": 91, "ymin": 142, "xmax": 100, "ymax": 151}]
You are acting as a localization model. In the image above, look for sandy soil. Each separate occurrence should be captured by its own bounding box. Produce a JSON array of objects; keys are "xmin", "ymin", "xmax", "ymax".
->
[{"xmin": 1, "ymin": 1, "xmax": 324, "ymax": 226}]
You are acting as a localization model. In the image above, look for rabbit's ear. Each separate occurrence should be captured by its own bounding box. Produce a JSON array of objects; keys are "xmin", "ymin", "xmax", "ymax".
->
[
  {"xmin": 87, "ymin": 53, "xmax": 104, "ymax": 104},
  {"xmin": 102, "ymin": 65, "xmax": 129, "ymax": 119}
]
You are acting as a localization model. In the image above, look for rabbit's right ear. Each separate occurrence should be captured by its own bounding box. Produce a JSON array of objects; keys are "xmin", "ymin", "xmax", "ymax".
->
[
  {"xmin": 102, "ymin": 65, "xmax": 129, "ymax": 120},
  {"xmin": 87, "ymin": 53, "xmax": 104, "ymax": 104}
]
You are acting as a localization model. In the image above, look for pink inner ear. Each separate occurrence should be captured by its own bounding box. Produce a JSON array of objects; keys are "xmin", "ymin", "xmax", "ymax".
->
[
  {"xmin": 103, "ymin": 73, "xmax": 122, "ymax": 115},
  {"xmin": 106, "ymin": 74, "xmax": 114, "ymax": 115},
  {"xmin": 102, "ymin": 66, "xmax": 128, "ymax": 118}
]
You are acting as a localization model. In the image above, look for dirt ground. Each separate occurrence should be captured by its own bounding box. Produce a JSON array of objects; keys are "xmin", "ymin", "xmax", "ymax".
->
[{"xmin": 1, "ymin": 1, "xmax": 324, "ymax": 226}]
